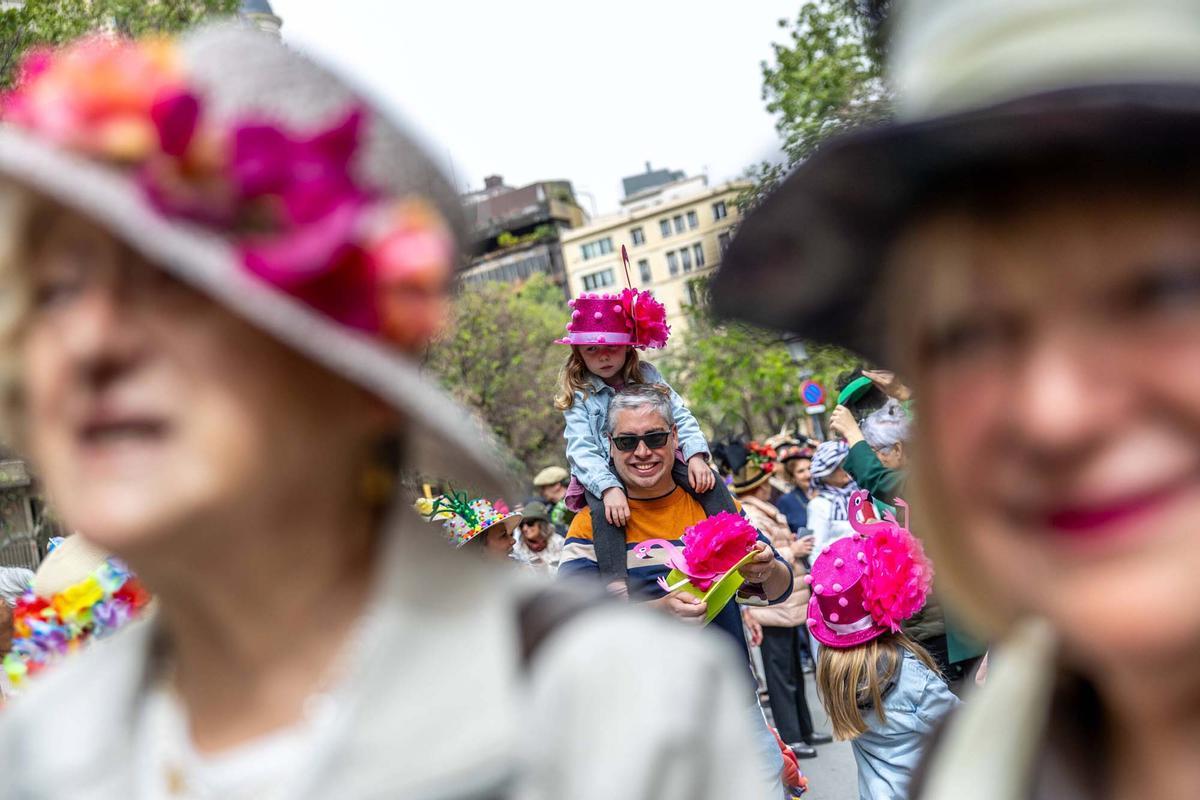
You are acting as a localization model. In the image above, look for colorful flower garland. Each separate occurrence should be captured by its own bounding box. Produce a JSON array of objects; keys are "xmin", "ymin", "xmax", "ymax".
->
[
  {"xmin": 3, "ymin": 557, "xmax": 150, "ymax": 689},
  {"xmin": 1, "ymin": 35, "xmax": 456, "ymax": 353}
]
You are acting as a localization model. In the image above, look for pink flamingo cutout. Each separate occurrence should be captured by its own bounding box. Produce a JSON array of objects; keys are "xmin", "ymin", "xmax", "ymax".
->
[{"xmin": 633, "ymin": 538, "xmax": 723, "ymax": 593}]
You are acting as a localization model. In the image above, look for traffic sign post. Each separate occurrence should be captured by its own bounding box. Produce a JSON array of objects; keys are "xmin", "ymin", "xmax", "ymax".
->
[{"xmin": 800, "ymin": 381, "xmax": 826, "ymax": 440}]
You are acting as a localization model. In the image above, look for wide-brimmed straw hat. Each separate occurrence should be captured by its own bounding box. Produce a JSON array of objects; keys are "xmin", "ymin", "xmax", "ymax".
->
[
  {"xmin": 0, "ymin": 23, "xmax": 515, "ymax": 496},
  {"xmin": 713, "ymin": 0, "xmax": 1200, "ymax": 361}
]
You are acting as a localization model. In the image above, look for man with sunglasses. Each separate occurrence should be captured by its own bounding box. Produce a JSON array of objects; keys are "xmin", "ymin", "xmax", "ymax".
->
[
  {"xmin": 558, "ymin": 384, "xmax": 793, "ymax": 647},
  {"xmin": 558, "ymin": 385, "xmax": 795, "ymax": 795}
]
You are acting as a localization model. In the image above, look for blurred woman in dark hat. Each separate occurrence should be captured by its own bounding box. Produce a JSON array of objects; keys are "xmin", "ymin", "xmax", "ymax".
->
[{"xmin": 715, "ymin": 1, "xmax": 1200, "ymax": 796}]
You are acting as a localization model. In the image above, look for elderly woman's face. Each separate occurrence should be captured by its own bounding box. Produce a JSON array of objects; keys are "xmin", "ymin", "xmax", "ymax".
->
[
  {"xmin": 19, "ymin": 209, "xmax": 384, "ymax": 555},
  {"xmin": 897, "ymin": 189, "xmax": 1200, "ymax": 663}
]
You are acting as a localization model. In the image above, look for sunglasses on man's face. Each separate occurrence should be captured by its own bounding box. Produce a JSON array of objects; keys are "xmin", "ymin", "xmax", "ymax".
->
[{"xmin": 611, "ymin": 430, "xmax": 671, "ymax": 452}]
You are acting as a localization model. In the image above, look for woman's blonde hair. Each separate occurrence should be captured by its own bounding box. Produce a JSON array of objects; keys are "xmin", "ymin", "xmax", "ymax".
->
[
  {"xmin": 553, "ymin": 345, "xmax": 645, "ymax": 411},
  {"xmin": 815, "ymin": 632, "xmax": 940, "ymax": 741}
]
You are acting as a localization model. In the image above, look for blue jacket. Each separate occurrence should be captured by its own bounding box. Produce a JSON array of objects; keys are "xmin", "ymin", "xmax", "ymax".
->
[
  {"xmin": 562, "ymin": 362, "xmax": 710, "ymax": 499},
  {"xmin": 851, "ymin": 649, "xmax": 960, "ymax": 800},
  {"xmin": 774, "ymin": 489, "xmax": 808, "ymax": 533}
]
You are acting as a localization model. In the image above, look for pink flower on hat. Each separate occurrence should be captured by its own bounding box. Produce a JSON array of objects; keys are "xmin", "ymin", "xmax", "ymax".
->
[
  {"xmin": 3, "ymin": 37, "xmax": 190, "ymax": 162},
  {"xmin": 620, "ymin": 288, "xmax": 670, "ymax": 350},
  {"xmin": 861, "ymin": 522, "xmax": 934, "ymax": 633},
  {"xmin": 2, "ymin": 36, "xmax": 456, "ymax": 356}
]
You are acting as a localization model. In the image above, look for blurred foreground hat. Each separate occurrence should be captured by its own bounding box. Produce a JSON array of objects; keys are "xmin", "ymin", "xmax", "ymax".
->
[
  {"xmin": 714, "ymin": 0, "xmax": 1200, "ymax": 361},
  {"xmin": 519, "ymin": 501, "xmax": 551, "ymax": 525},
  {"xmin": 532, "ymin": 466, "xmax": 569, "ymax": 487},
  {"xmin": 0, "ymin": 24, "xmax": 515, "ymax": 495}
]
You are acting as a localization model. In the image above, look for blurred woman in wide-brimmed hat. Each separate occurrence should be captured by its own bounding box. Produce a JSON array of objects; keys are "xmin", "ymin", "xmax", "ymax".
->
[
  {"xmin": 0, "ymin": 25, "xmax": 780, "ymax": 799},
  {"xmin": 716, "ymin": 1, "xmax": 1200, "ymax": 797}
]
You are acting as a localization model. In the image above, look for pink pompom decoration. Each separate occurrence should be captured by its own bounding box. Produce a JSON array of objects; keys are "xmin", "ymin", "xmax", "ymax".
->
[
  {"xmin": 679, "ymin": 511, "xmax": 759, "ymax": 591},
  {"xmin": 620, "ymin": 288, "xmax": 670, "ymax": 350},
  {"xmin": 860, "ymin": 523, "xmax": 934, "ymax": 633}
]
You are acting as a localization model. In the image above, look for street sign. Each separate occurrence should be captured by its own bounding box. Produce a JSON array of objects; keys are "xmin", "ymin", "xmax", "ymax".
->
[
  {"xmin": 805, "ymin": 404, "xmax": 826, "ymax": 415},
  {"xmin": 801, "ymin": 381, "xmax": 825, "ymax": 407}
]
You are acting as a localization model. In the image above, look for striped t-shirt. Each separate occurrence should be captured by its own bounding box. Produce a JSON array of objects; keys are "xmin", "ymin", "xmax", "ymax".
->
[{"xmin": 558, "ymin": 487, "xmax": 791, "ymax": 655}]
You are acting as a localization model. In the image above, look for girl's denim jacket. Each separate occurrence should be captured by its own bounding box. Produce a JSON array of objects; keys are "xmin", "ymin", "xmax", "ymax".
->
[{"xmin": 562, "ymin": 362, "xmax": 709, "ymax": 499}]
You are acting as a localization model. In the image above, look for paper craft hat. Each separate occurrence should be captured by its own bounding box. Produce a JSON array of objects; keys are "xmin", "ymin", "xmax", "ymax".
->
[
  {"xmin": 805, "ymin": 490, "xmax": 933, "ymax": 648},
  {"xmin": 0, "ymin": 25, "xmax": 515, "ymax": 496},
  {"xmin": 418, "ymin": 491, "xmax": 522, "ymax": 548},
  {"xmin": 556, "ymin": 288, "xmax": 670, "ymax": 350}
]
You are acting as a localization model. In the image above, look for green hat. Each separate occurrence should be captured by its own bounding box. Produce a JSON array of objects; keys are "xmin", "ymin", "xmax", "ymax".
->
[
  {"xmin": 836, "ymin": 376, "xmax": 874, "ymax": 408},
  {"xmin": 520, "ymin": 501, "xmax": 551, "ymax": 524}
]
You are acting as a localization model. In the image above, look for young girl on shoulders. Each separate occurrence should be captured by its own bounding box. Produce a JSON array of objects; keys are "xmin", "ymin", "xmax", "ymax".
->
[
  {"xmin": 806, "ymin": 491, "xmax": 959, "ymax": 800},
  {"xmin": 552, "ymin": 285, "xmax": 722, "ymax": 537}
]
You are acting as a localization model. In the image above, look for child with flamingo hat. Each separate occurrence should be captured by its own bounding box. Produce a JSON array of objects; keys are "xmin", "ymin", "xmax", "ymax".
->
[
  {"xmin": 553, "ymin": 247, "xmax": 734, "ymax": 588},
  {"xmin": 807, "ymin": 490, "xmax": 959, "ymax": 800}
]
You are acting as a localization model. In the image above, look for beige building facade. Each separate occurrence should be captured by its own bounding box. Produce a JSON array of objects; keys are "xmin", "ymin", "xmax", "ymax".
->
[{"xmin": 560, "ymin": 176, "xmax": 748, "ymax": 350}]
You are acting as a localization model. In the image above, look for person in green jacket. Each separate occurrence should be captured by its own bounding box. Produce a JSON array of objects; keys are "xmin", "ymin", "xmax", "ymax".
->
[{"xmin": 829, "ymin": 373, "xmax": 983, "ymax": 682}]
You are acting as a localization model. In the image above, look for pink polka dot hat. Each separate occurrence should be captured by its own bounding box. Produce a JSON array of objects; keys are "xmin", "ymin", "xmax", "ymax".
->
[
  {"xmin": 555, "ymin": 246, "xmax": 670, "ymax": 349},
  {"xmin": 805, "ymin": 490, "xmax": 934, "ymax": 649}
]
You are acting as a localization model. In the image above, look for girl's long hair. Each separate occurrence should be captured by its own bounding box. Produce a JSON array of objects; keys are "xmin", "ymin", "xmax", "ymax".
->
[
  {"xmin": 553, "ymin": 346, "xmax": 645, "ymax": 411},
  {"xmin": 815, "ymin": 632, "xmax": 940, "ymax": 740}
]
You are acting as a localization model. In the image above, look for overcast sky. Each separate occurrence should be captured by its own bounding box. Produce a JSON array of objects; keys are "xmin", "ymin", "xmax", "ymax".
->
[{"xmin": 270, "ymin": 0, "xmax": 793, "ymax": 215}]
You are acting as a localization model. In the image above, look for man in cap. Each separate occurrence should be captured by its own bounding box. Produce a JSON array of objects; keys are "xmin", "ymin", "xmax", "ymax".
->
[
  {"xmin": 512, "ymin": 501, "xmax": 565, "ymax": 575},
  {"xmin": 532, "ymin": 465, "xmax": 573, "ymax": 533}
]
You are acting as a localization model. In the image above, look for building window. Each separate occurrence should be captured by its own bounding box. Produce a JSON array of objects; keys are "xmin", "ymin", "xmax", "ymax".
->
[
  {"xmin": 667, "ymin": 251, "xmax": 679, "ymax": 276},
  {"xmin": 687, "ymin": 210, "xmax": 698, "ymax": 229},
  {"xmin": 582, "ymin": 268, "xmax": 616, "ymax": 291},
  {"xmin": 680, "ymin": 246, "xmax": 693, "ymax": 273},
  {"xmin": 638, "ymin": 259, "xmax": 652, "ymax": 284},
  {"xmin": 673, "ymin": 214, "xmax": 685, "ymax": 234},
  {"xmin": 712, "ymin": 201, "xmax": 728, "ymax": 221},
  {"xmin": 659, "ymin": 219, "xmax": 671, "ymax": 238},
  {"xmin": 581, "ymin": 237, "xmax": 614, "ymax": 261},
  {"xmin": 693, "ymin": 242, "xmax": 705, "ymax": 267},
  {"xmin": 718, "ymin": 231, "xmax": 732, "ymax": 255},
  {"xmin": 631, "ymin": 227, "xmax": 645, "ymax": 246}
]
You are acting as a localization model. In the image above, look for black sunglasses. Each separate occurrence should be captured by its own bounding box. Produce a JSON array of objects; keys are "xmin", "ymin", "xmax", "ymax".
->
[{"xmin": 611, "ymin": 430, "xmax": 671, "ymax": 452}]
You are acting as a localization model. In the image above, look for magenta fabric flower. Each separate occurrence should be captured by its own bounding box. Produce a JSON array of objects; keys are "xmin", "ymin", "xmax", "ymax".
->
[
  {"xmin": 861, "ymin": 524, "xmax": 934, "ymax": 632},
  {"xmin": 620, "ymin": 288, "xmax": 671, "ymax": 350},
  {"xmin": 680, "ymin": 512, "xmax": 759, "ymax": 591},
  {"xmin": 3, "ymin": 37, "xmax": 456, "ymax": 353}
]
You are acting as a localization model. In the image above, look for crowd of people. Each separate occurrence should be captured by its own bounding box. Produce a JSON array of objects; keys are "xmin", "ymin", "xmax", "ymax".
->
[
  {"xmin": 416, "ymin": 276, "xmax": 971, "ymax": 798},
  {"xmin": 0, "ymin": 1, "xmax": 1198, "ymax": 799}
]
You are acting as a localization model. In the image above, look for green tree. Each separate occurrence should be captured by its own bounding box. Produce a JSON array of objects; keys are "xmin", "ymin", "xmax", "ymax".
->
[
  {"xmin": 718, "ymin": 1, "xmax": 890, "ymax": 399},
  {"xmin": 664, "ymin": 282, "xmax": 859, "ymax": 441},
  {"xmin": 0, "ymin": 0, "xmax": 240, "ymax": 88},
  {"xmin": 660, "ymin": 309, "xmax": 801, "ymax": 441},
  {"xmin": 426, "ymin": 274, "xmax": 569, "ymax": 478}
]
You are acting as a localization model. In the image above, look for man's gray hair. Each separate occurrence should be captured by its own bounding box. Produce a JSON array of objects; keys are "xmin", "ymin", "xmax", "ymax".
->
[{"xmin": 606, "ymin": 384, "xmax": 675, "ymax": 435}]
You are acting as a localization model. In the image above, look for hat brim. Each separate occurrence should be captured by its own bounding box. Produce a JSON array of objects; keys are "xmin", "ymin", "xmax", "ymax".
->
[
  {"xmin": 460, "ymin": 512, "xmax": 523, "ymax": 546},
  {"xmin": 713, "ymin": 83, "xmax": 1200, "ymax": 363},
  {"xmin": 0, "ymin": 127, "xmax": 518, "ymax": 498},
  {"xmin": 806, "ymin": 595, "xmax": 885, "ymax": 649},
  {"xmin": 732, "ymin": 470, "xmax": 772, "ymax": 494}
]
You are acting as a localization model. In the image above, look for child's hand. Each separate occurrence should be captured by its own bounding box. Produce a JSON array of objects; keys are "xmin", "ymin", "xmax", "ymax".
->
[
  {"xmin": 687, "ymin": 454, "xmax": 715, "ymax": 493},
  {"xmin": 602, "ymin": 487, "xmax": 630, "ymax": 526}
]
